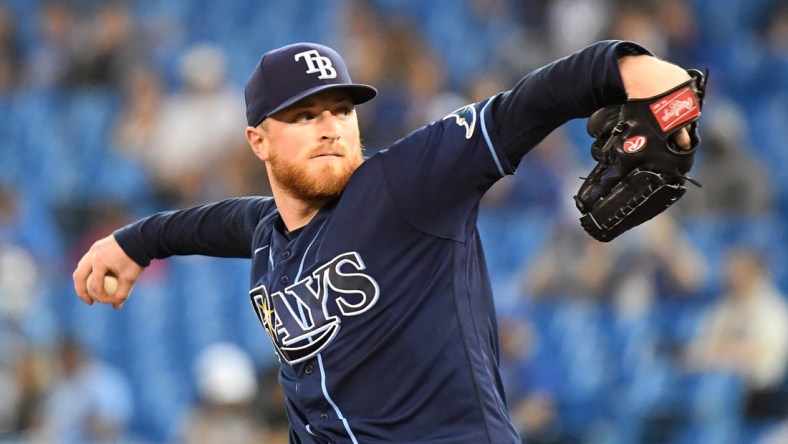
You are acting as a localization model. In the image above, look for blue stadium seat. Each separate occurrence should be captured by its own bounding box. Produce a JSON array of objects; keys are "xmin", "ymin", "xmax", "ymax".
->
[
  {"xmin": 477, "ymin": 208, "xmax": 550, "ymax": 277},
  {"xmin": 673, "ymin": 372, "xmax": 745, "ymax": 444},
  {"xmin": 548, "ymin": 299, "xmax": 618, "ymax": 432},
  {"xmin": 121, "ymin": 269, "xmax": 195, "ymax": 441},
  {"xmin": 88, "ymin": 150, "xmax": 152, "ymax": 206}
]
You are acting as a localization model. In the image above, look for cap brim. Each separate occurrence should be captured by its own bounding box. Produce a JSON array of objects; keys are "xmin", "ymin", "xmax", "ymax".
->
[{"xmin": 266, "ymin": 83, "xmax": 377, "ymax": 119}]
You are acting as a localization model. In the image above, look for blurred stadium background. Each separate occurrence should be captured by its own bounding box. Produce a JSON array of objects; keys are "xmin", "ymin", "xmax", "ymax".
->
[{"xmin": 0, "ymin": 0, "xmax": 786, "ymax": 443}]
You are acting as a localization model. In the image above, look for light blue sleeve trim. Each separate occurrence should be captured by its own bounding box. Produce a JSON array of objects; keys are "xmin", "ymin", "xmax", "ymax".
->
[{"xmin": 479, "ymin": 97, "xmax": 506, "ymax": 177}]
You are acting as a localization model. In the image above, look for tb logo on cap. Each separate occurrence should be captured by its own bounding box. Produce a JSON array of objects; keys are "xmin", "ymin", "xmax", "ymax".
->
[{"xmin": 294, "ymin": 49, "xmax": 337, "ymax": 79}]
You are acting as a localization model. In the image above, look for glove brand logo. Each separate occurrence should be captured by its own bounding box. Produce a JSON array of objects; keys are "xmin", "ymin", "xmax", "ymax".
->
[
  {"xmin": 249, "ymin": 251, "xmax": 380, "ymax": 364},
  {"xmin": 660, "ymin": 98, "xmax": 694, "ymax": 122},
  {"xmin": 649, "ymin": 86, "xmax": 700, "ymax": 132},
  {"xmin": 623, "ymin": 135, "xmax": 647, "ymax": 153},
  {"xmin": 294, "ymin": 49, "xmax": 338, "ymax": 79}
]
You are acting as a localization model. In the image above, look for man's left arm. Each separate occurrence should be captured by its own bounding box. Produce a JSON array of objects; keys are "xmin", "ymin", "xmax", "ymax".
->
[{"xmin": 492, "ymin": 40, "xmax": 692, "ymax": 167}]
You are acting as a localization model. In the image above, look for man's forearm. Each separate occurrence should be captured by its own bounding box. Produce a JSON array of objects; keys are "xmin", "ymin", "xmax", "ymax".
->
[
  {"xmin": 114, "ymin": 197, "xmax": 273, "ymax": 266},
  {"xmin": 494, "ymin": 40, "xmax": 653, "ymax": 166},
  {"xmin": 618, "ymin": 54, "xmax": 692, "ymax": 99}
]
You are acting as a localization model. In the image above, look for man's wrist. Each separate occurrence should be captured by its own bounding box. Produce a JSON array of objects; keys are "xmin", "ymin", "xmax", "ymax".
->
[
  {"xmin": 618, "ymin": 54, "xmax": 691, "ymax": 100},
  {"xmin": 113, "ymin": 225, "xmax": 152, "ymax": 267}
]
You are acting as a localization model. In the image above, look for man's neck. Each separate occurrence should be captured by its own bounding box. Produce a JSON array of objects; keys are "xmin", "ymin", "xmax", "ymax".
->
[{"xmin": 272, "ymin": 188, "xmax": 330, "ymax": 232}]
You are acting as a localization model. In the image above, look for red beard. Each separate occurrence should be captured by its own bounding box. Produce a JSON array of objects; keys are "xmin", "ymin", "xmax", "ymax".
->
[{"xmin": 268, "ymin": 147, "xmax": 363, "ymax": 200}]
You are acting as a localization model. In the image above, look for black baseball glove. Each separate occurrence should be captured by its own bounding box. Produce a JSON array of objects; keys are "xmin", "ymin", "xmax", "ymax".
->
[{"xmin": 574, "ymin": 69, "xmax": 707, "ymax": 242}]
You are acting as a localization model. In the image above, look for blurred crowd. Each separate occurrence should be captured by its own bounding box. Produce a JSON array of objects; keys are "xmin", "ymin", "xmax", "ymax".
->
[{"xmin": 0, "ymin": 0, "xmax": 786, "ymax": 443}]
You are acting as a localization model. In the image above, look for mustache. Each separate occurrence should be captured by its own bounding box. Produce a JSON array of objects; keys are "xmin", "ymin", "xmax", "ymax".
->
[{"xmin": 308, "ymin": 140, "xmax": 359, "ymax": 157}]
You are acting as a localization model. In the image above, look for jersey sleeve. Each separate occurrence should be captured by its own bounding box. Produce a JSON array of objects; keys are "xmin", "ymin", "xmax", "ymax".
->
[
  {"xmin": 376, "ymin": 41, "xmax": 651, "ymax": 242},
  {"xmin": 493, "ymin": 40, "xmax": 652, "ymax": 167},
  {"xmin": 113, "ymin": 196, "xmax": 276, "ymax": 266},
  {"xmin": 378, "ymin": 96, "xmax": 511, "ymax": 241}
]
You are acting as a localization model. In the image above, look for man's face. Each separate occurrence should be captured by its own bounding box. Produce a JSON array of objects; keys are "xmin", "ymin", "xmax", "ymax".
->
[{"xmin": 259, "ymin": 90, "xmax": 363, "ymax": 200}]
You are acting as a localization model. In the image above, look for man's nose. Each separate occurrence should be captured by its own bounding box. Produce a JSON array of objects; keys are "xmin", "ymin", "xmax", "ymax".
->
[{"xmin": 318, "ymin": 111, "xmax": 340, "ymax": 141}]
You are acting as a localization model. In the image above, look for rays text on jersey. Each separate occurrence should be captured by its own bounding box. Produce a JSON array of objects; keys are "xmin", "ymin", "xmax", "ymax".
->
[{"xmin": 249, "ymin": 251, "xmax": 380, "ymax": 364}]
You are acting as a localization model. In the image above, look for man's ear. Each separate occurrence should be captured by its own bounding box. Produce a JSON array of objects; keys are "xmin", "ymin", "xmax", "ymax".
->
[{"xmin": 245, "ymin": 125, "xmax": 269, "ymax": 161}]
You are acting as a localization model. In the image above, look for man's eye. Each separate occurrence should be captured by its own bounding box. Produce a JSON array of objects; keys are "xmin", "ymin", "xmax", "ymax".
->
[{"xmin": 293, "ymin": 113, "xmax": 313, "ymax": 123}]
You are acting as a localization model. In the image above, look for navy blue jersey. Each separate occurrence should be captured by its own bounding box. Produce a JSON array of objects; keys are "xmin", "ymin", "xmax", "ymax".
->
[{"xmin": 114, "ymin": 41, "xmax": 648, "ymax": 443}]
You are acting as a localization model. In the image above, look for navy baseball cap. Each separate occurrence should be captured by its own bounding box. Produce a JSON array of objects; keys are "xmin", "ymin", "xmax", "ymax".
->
[{"xmin": 245, "ymin": 42, "xmax": 377, "ymax": 126}]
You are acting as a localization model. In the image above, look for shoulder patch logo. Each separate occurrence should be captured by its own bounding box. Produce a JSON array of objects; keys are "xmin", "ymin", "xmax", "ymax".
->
[{"xmin": 443, "ymin": 105, "xmax": 477, "ymax": 139}]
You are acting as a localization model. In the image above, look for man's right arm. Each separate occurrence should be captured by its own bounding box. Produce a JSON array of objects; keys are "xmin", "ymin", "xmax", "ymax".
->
[
  {"xmin": 114, "ymin": 196, "xmax": 274, "ymax": 266},
  {"xmin": 73, "ymin": 196, "xmax": 275, "ymax": 308}
]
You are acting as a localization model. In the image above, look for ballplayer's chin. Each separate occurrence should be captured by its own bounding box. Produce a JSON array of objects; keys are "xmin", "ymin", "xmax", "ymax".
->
[
  {"xmin": 315, "ymin": 156, "xmax": 360, "ymax": 180},
  {"xmin": 297, "ymin": 168, "xmax": 355, "ymax": 199}
]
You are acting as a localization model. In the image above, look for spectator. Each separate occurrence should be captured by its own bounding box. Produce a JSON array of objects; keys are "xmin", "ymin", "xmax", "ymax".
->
[
  {"xmin": 498, "ymin": 316, "xmax": 565, "ymax": 444},
  {"xmin": 748, "ymin": 1, "xmax": 788, "ymax": 96},
  {"xmin": 0, "ymin": 344, "xmax": 52, "ymax": 439},
  {"xmin": 606, "ymin": 2, "xmax": 667, "ymax": 56},
  {"xmin": 32, "ymin": 337, "xmax": 133, "ymax": 443},
  {"xmin": 0, "ymin": 244, "xmax": 40, "ymax": 333},
  {"xmin": 60, "ymin": 2, "xmax": 146, "ymax": 90},
  {"xmin": 0, "ymin": 5, "xmax": 21, "ymax": 95},
  {"xmin": 676, "ymin": 101, "xmax": 774, "ymax": 218},
  {"xmin": 341, "ymin": 14, "xmax": 460, "ymax": 152},
  {"xmin": 607, "ymin": 213, "xmax": 708, "ymax": 320},
  {"xmin": 520, "ymin": 219, "xmax": 618, "ymax": 301},
  {"xmin": 547, "ymin": 0, "xmax": 612, "ymax": 59},
  {"xmin": 178, "ymin": 343, "xmax": 267, "ymax": 444},
  {"xmin": 113, "ymin": 66, "xmax": 165, "ymax": 160},
  {"xmin": 253, "ymin": 364, "xmax": 290, "ymax": 444},
  {"xmin": 684, "ymin": 246, "xmax": 788, "ymax": 419},
  {"xmin": 23, "ymin": 1, "xmax": 77, "ymax": 91},
  {"xmin": 654, "ymin": 0, "xmax": 703, "ymax": 66},
  {"xmin": 142, "ymin": 43, "xmax": 247, "ymax": 206}
]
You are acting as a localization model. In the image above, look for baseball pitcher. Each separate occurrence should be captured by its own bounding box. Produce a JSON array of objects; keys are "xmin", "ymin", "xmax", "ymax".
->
[{"xmin": 73, "ymin": 41, "xmax": 705, "ymax": 443}]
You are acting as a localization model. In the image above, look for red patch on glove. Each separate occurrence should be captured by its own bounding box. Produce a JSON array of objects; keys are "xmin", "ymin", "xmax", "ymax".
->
[{"xmin": 649, "ymin": 86, "xmax": 700, "ymax": 132}]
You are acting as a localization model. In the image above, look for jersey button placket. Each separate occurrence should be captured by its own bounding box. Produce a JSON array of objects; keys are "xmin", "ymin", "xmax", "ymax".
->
[
  {"xmin": 304, "ymin": 364, "xmax": 314, "ymax": 374},
  {"xmin": 281, "ymin": 250, "xmax": 291, "ymax": 259},
  {"xmin": 279, "ymin": 275, "xmax": 289, "ymax": 285}
]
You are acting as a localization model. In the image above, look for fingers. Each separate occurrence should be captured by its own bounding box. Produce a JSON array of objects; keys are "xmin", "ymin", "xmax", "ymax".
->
[
  {"xmin": 72, "ymin": 235, "xmax": 144, "ymax": 310},
  {"xmin": 674, "ymin": 127, "xmax": 691, "ymax": 151},
  {"xmin": 112, "ymin": 275, "xmax": 135, "ymax": 310},
  {"xmin": 87, "ymin": 257, "xmax": 112, "ymax": 303},
  {"xmin": 73, "ymin": 254, "xmax": 94, "ymax": 306}
]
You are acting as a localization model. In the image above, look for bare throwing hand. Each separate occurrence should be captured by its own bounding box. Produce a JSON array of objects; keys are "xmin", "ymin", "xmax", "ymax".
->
[{"xmin": 72, "ymin": 235, "xmax": 144, "ymax": 309}]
